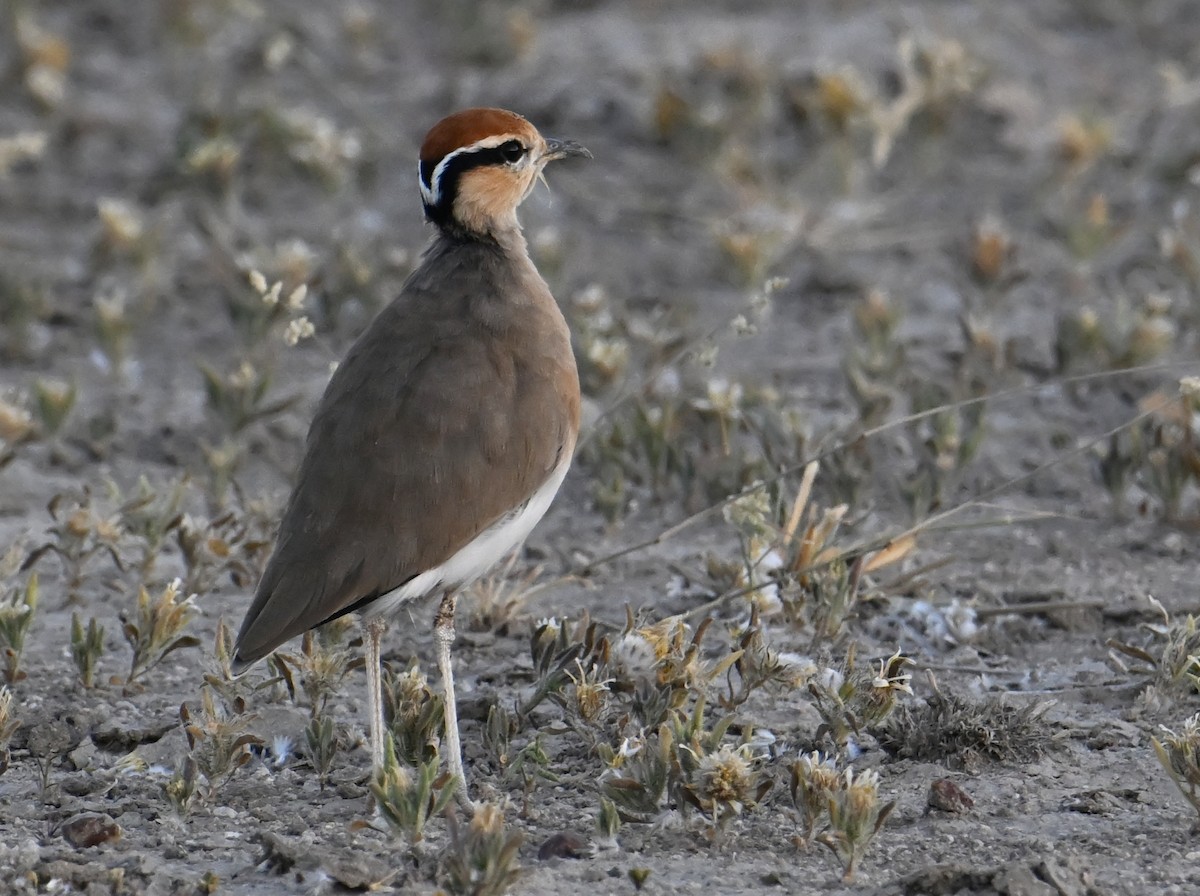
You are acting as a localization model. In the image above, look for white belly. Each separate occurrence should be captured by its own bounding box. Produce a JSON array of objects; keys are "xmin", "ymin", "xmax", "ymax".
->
[{"xmin": 363, "ymin": 456, "xmax": 571, "ymax": 618}]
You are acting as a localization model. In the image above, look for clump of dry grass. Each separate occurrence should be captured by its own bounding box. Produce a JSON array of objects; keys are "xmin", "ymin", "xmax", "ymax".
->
[{"xmin": 876, "ymin": 676, "xmax": 1055, "ymax": 768}]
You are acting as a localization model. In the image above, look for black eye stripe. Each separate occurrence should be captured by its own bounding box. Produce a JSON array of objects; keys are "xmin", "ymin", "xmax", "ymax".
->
[
  {"xmin": 419, "ymin": 158, "xmax": 437, "ymax": 190},
  {"xmin": 422, "ymin": 141, "xmax": 529, "ymax": 224}
]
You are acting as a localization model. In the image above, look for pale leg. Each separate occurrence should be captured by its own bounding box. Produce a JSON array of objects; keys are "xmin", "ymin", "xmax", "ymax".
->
[
  {"xmin": 365, "ymin": 617, "xmax": 387, "ymax": 776},
  {"xmin": 434, "ymin": 590, "xmax": 475, "ymax": 812}
]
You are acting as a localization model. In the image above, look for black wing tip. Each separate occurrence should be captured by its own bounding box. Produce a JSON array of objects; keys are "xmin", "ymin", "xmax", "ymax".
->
[{"xmin": 230, "ymin": 650, "xmax": 257, "ymax": 678}]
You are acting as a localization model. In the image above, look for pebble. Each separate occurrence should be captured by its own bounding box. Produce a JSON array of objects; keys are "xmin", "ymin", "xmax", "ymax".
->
[{"xmin": 61, "ymin": 812, "xmax": 122, "ymax": 849}]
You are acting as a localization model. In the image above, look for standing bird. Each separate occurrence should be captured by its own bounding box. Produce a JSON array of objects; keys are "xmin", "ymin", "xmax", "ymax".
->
[{"xmin": 232, "ymin": 108, "xmax": 588, "ymax": 804}]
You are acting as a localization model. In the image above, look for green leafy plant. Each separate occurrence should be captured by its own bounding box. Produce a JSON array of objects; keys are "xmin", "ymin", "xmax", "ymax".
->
[
  {"xmin": 370, "ymin": 735, "xmax": 456, "ymax": 846},
  {"xmin": 200, "ymin": 359, "xmax": 296, "ymax": 436},
  {"xmin": 116, "ymin": 475, "xmax": 186, "ymax": 578},
  {"xmin": 305, "ymin": 714, "xmax": 338, "ymax": 789},
  {"xmin": 70, "ymin": 612, "xmax": 104, "ymax": 688},
  {"xmin": 32, "ymin": 376, "xmax": 76, "ymax": 441},
  {"xmin": 0, "ymin": 573, "xmax": 38, "ymax": 683}
]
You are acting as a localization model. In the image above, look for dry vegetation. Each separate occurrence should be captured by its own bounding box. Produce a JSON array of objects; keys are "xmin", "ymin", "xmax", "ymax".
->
[{"xmin": 1, "ymin": 1, "xmax": 1200, "ymax": 894}]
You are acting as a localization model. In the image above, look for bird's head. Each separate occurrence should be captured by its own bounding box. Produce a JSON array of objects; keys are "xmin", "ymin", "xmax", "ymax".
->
[{"xmin": 418, "ymin": 108, "xmax": 590, "ymax": 239}]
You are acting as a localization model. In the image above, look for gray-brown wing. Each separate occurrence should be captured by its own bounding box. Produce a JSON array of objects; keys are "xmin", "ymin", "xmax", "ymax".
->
[{"xmin": 233, "ymin": 294, "xmax": 577, "ymax": 666}]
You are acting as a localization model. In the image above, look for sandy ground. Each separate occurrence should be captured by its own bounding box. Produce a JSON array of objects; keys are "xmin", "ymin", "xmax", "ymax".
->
[{"xmin": 2, "ymin": 1, "xmax": 1200, "ymax": 894}]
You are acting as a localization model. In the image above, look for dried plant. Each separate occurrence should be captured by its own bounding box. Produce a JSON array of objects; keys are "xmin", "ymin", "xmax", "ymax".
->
[
  {"xmin": 176, "ymin": 508, "xmax": 270, "ymax": 597},
  {"xmin": 32, "ymin": 377, "xmax": 76, "ymax": 441},
  {"xmin": 163, "ymin": 755, "xmax": 199, "ymax": 815},
  {"xmin": 683, "ymin": 743, "xmax": 770, "ymax": 839},
  {"xmin": 181, "ymin": 687, "xmax": 262, "ymax": 798},
  {"xmin": 370, "ymin": 735, "xmax": 456, "ymax": 846},
  {"xmin": 600, "ymin": 726, "xmax": 674, "ymax": 822},
  {"xmin": 842, "ymin": 290, "xmax": 904, "ymax": 426},
  {"xmin": 562, "ymin": 657, "xmax": 614, "ymax": 727},
  {"xmin": 0, "ymin": 394, "xmax": 35, "ymax": 469},
  {"xmin": 116, "ymin": 475, "xmax": 186, "ymax": 577},
  {"xmin": 276, "ymin": 627, "xmax": 356, "ymax": 717},
  {"xmin": 1152, "ymin": 713, "xmax": 1200, "ymax": 823},
  {"xmin": 258, "ymin": 106, "xmax": 362, "ymax": 187},
  {"xmin": 0, "ymin": 573, "xmax": 38, "ymax": 683},
  {"xmin": 1107, "ymin": 597, "xmax": 1200, "ymax": 701},
  {"xmin": 440, "ymin": 802, "xmax": 523, "ymax": 896},
  {"xmin": 26, "ymin": 489, "xmax": 125, "ymax": 604},
  {"xmin": 808, "ymin": 645, "xmax": 914, "ymax": 750},
  {"xmin": 1056, "ymin": 297, "xmax": 1177, "ymax": 376},
  {"xmin": 95, "ymin": 195, "xmax": 150, "ymax": 260},
  {"xmin": 596, "ymin": 796, "xmax": 621, "ymax": 849},
  {"xmin": 122, "ymin": 578, "xmax": 201, "ymax": 684},
  {"xmin": 0, "ymin": 685, "xmax": 20, "ymax": 775},
  {"xmin": 92, "ymin": 288, "xmax": 133, "ymax": 378},
  {"xmin": 576, "ymin": 280, "xmax": 788, "ymax": 517},
  {"xmin": 715, "ymin": 463, "xmax": 915, "ymax": 645},
  {"xmin": 465, "ymin": 552, "xmax": 543, "ymax": 633},
  {"xmin": 816, "ymin": 768, "xmax": 895, "ymax": 882},
  {"xmin": 27, "ymin": 720, "xmax": 71, "ymax": 796},
  {"xmin": 200, "ymin": 438, "xmax": 244, "ymax": 504},
  {"xmin": 1094, "ymin": 384, "xmax": 1199, "ymax": 520},
  {"xmin": 789, "ymin": 751, "xmax": 841, "ymax": 847},
  {"xmin": 721, "ymin": 609, "xmax": 824, "ymax": 712},
  {"xmin": 382, "ymin": 661, "xmax": 443, "ymax": 766},
  {"xmin": 70, "ymin": 612, "xmax": 105, "ymax": 688},
  {"xmin": 970, "ymin": 214, "xmax": 1015, "ymax": 285},
  {"xmin": 200, "ymin": 359, "xmax": 296, "ymax": 436}
]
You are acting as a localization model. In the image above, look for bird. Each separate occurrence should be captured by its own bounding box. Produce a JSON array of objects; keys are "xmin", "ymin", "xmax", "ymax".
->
[{"xmin": 232, "ymin": 108, "xmax": 589, "ymax": 806}]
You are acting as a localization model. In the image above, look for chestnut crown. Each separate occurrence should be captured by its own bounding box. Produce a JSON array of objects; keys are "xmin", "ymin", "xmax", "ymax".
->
[{"xmin": 418, "ymin": 108, "xmax": 589, "ymax": 238}]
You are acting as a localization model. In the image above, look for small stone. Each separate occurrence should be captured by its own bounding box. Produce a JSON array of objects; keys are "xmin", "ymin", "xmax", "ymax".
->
[
  {"xmin": 67, "ymin": 738, "xmax": 97, "ymax": 771},
  {"xmin": 928, "ymin": 778, "xmax": 974, "ymax": 813},
  {"xmin": 62, "ymin": 812, "xmax": 122, "ymax": 848},
  {"xmin": 538, "ymin": 831, "xmax": 589, "ymax": 860}
]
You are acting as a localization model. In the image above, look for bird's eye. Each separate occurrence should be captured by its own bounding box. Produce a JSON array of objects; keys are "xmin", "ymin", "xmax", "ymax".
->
[{"xmin": 499, "ymin": 140, "xmax": 525, "ymax": 163}]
